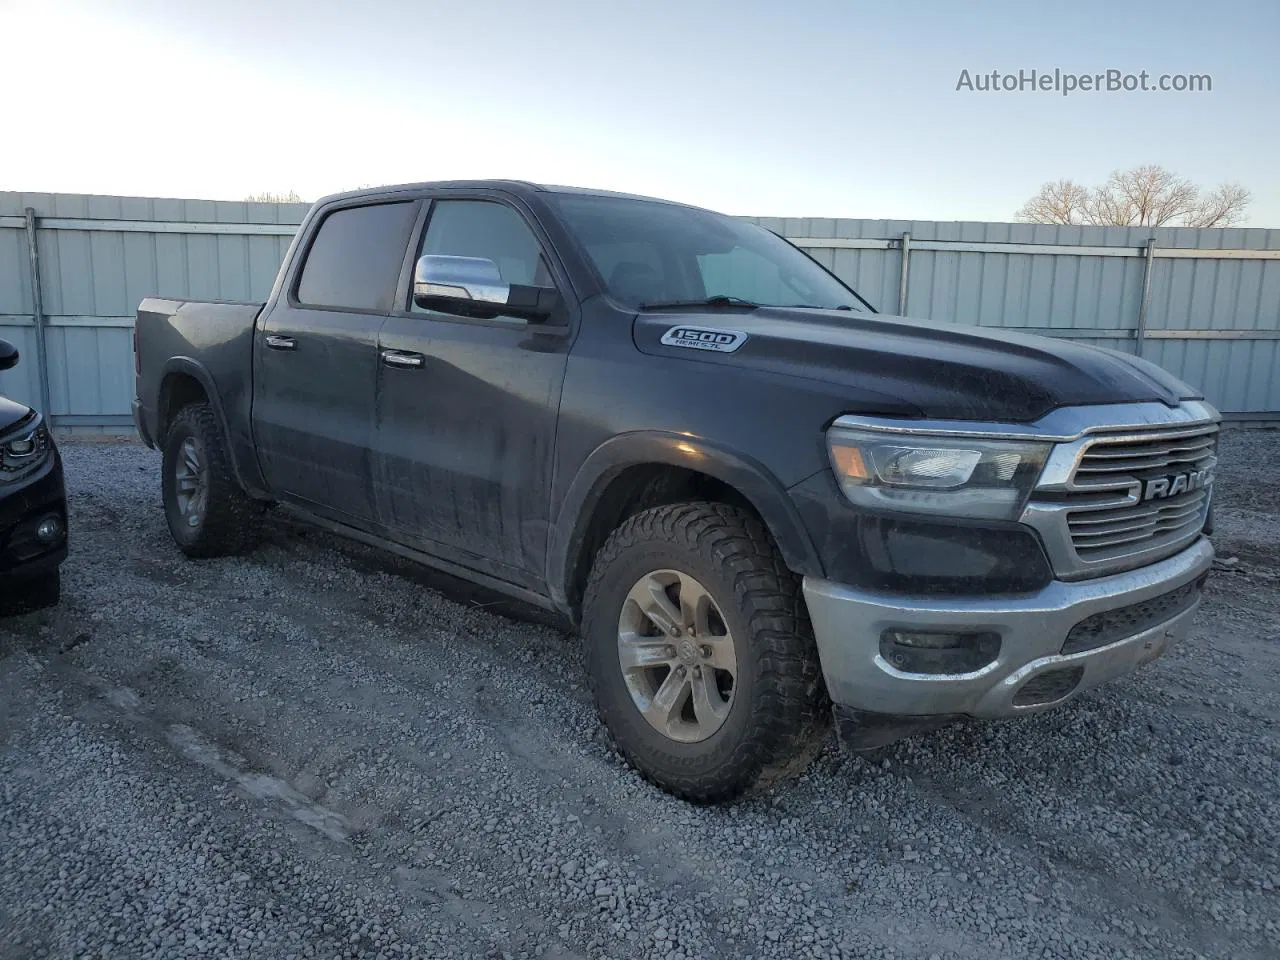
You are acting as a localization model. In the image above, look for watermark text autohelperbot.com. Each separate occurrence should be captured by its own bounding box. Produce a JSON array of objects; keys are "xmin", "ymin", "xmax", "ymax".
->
[{"xmin": 956, "ymin": 69, "xmax": 1211, "ymax": 96}]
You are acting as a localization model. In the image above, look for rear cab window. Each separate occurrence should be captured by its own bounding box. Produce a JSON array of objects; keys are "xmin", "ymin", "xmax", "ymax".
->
[{"xmin": 296, "ymin": 201, "xmax": 418, "ymax": 312}]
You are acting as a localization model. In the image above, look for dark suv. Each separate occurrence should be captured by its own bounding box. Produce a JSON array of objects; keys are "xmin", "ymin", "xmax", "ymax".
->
[{"xmin": 0, "ymin": 339, "xmax": 67, "ymax": 612}]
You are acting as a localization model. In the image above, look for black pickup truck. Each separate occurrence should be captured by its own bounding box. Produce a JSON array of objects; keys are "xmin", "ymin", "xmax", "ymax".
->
[{"xmin": 133, "ymin": 181, "xmax": 1218, "ymax": 802}]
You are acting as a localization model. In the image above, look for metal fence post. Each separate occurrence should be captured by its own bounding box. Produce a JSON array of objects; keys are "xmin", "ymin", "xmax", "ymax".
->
[
  {"xmin": 22, "ymin": 208, "xmax": 52, "ymax": 418},
  {"xmin": 1135, "ymin": 238, "xmax": 1156, "ymax": 358},
  {"xmin": 897, "ymin": 232, "xmax": 911, "ymax": 315}
]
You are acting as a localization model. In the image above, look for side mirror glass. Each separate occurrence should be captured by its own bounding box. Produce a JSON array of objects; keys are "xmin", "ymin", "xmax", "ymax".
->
[
  {"xmin": 0, "ymin": 339, "xmax": 18, "ymax": 372},
  {"xmin": 413, "ymin": 255, "xmax": 559, "ymax": 322}
]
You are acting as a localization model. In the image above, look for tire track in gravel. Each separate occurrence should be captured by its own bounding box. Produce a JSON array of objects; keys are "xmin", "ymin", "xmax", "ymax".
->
[
  {"xmin": 21, "ymin": 493, "xmax": 965, "ymax": 957},
  {"xmin": 6, "ymin": 636, "xmax": 598, "ymax": 959},
  {"xmin": 152, "ymin": 519, "xmax": 1228, "ymax": 960}
]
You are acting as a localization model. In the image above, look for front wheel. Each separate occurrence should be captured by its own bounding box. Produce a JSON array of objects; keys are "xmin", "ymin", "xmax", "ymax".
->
[
  {"xmin": 581, "ymin": 502, "xmax": 830, "ymax": 803},
  {"xmin": 162, "ymin": 403, "xmax": 265, "ymax": 558}
]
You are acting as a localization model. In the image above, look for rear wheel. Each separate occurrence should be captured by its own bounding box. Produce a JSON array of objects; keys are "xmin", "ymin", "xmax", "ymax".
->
[
  {"xmin": 582, "ymin": 502, "xmax": 830, "ymax": 803},
  {"xmin": 162, "ymin": 403, "xmax": 265, "ymax": 557}
]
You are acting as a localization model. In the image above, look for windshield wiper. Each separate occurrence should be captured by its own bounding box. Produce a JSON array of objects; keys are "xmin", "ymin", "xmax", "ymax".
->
[
  {"xmin": 638, "ymin": 295, "xmax": 760, "ymax": 311},
  {"xmin": 783, "ymin": 303, "xmax": 857, "ymax": 311}
]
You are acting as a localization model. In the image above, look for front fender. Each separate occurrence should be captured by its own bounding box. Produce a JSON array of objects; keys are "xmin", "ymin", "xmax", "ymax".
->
[{"xmin": 547, "ymin": 431, "xmax": 825, "ymax": 613}]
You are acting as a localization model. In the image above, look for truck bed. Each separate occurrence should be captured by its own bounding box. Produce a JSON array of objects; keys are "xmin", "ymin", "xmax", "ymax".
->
[{"xmin": 133, "ymin": 298, "xmax": 265, "ymax": 481}]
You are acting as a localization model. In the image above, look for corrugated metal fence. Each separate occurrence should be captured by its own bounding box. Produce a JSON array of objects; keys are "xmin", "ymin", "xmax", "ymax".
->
[
  {"xmin": 0, "ymin": 192, "xmax": 308, "ymax": 432},
  {"xmin": 2, "ymin": 191, "xmax": 1279, "ymax": 431}
]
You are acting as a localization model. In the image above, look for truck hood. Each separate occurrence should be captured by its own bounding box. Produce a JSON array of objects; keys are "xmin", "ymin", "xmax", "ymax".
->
[
  {"xmin": 0, "ymin": 395, "xmax": 36, "ymax": 435},
  {"xmin": 633, "ymin": 307, "xmax": 1200, "ymax": 422}
]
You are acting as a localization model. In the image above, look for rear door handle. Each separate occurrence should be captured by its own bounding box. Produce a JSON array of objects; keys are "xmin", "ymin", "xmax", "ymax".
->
[
  {"xmin": 381, "ymin": 350, "xmax": 425, "ymax": 369},
  {"xmin": 264, "ymin": 335, "xmax": 296, "ymax": 351}
]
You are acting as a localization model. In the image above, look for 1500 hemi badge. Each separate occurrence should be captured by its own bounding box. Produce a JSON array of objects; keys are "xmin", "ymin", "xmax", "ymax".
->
[{"xmin": 659, "ymin": 326, "xmax": 748, "ymax": 353}]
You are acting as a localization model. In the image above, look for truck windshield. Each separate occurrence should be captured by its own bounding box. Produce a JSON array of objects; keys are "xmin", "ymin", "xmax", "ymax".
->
[{"xmin": 546, "ymin": 193, "xmax": 868, "ymax": 312}]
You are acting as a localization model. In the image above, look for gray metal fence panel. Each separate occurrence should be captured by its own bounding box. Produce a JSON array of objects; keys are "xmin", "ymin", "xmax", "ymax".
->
[
  {"xmin": 2, "ymin": 192, "xmax": 1278, "ymax": 430},
  {"xmin": 0, "ymin": 325, "xmax": 39, "ymax": 411},
  {"xmin": 0, "ymin": 221, "xmax": 32, "ymax": 316},
  {"xmin": 0, "ymin": 191, "xmax": 308, "ymax": 429}
]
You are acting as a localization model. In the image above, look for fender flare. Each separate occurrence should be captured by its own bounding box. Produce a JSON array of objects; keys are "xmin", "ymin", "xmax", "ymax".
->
[
  {"xmin": 155, "ymin": 357, "xmax": 262, "ymax": 496},
  {"xmin": 546, "ymin": 431, "xmax": 824, "ymax": 613}
]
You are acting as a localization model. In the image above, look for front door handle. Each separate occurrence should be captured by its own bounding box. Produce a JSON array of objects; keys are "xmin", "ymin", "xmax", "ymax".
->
[
  {"xmin": 381, "ymin": 350, "xmax": 425, "ymax": 369},
  {"xmin": 264, "ymin": 334, "xmax": 296, "ymax": 351}
]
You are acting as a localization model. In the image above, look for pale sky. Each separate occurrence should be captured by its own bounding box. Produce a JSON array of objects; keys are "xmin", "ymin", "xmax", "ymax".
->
[{"xmin": 2, "ymin": 0, "xmax": 1277, "ymax": 225}]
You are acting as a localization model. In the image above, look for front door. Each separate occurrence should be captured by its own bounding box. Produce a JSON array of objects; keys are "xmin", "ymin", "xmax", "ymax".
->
[
  {"xmin": 252, "ymin": 200, "xmax": 418, "ymax": 524},
  {"xmin": 372, "ymin": 197, "xmax": 573, "ymax": 587}
]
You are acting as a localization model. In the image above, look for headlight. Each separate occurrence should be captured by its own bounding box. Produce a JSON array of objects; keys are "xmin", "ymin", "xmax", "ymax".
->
[
  {"xmin": 0, "ymin": 423, "xmax": 52, "ymax": 482},
  {"xmin": 827, "ymin": 426, "xmax": 1050, "ymax": 521}
]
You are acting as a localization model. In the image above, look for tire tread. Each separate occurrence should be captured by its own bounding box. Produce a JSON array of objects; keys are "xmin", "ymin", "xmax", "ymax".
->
[
  {"xmin": 164, "ymin": 403, "xmax": 264, "ymax": 558},
  {"xmin": 582, "ymin": 501, "xmax": 830, "ymax": 803}
]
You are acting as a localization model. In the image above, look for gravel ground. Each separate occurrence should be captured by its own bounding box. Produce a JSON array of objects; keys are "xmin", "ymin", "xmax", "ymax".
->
[{"xmin": 1, "ymin": 429, "xmax": 1278, "ymax": 960}]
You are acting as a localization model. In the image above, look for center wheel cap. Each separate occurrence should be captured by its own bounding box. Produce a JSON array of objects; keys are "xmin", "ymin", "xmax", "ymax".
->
[{"xmin": 677, "ymin": 639, "xmax": 700, "ymax": 665}]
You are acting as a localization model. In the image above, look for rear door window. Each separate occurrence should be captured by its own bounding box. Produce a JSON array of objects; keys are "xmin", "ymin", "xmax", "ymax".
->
[{"xmin": 296, "ymin": 201, "xmax": 417, "ymax": 311}]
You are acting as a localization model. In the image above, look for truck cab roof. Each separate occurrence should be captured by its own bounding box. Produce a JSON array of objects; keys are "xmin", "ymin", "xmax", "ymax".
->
[{"xmin": 314, "ymin": 180, "xmax": 704, "ymax": 211}]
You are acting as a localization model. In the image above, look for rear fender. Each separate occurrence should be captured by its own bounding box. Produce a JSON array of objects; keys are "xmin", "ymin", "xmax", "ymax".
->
[{"xmin": 157, "ymin": 357, "xmax": 269, "ymax": 498}]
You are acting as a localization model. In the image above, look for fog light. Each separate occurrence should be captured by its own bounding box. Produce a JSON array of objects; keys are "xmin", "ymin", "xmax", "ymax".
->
[
  {"xmin": 879, "ymin": 629, "xmax": 1001, "ymax": 675},
  {"xmin": 35, "ymin": 515, "xmax": 64, "ymax": 543}
]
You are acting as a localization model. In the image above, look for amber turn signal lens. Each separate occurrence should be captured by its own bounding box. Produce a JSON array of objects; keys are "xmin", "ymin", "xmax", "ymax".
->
[{"xmin": 830, "ymin": 444, "xmax": 869, "ymax": 481}]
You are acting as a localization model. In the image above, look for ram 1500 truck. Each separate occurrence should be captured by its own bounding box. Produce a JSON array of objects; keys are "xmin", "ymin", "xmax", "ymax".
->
[{"xmin": 132, "ymin": 181, "xmax": 1218, "ymax": 803}]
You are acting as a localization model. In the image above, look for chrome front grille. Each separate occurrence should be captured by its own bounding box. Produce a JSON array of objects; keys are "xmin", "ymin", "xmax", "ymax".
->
[
  {"xmin": 1072, "ymin": 427, "xmax": 1218, "ymax": 480},
  {"xmin": 1067, "ymin": 488, "xmax": 1209, "ymax": 557},
  {"xmin": 1019, "ymin": 404, "xmax": 1221, "ymax": 580},
  {"xmin": 1064, "ymin": 423, "xmax": 1218, "ymax": 564}
]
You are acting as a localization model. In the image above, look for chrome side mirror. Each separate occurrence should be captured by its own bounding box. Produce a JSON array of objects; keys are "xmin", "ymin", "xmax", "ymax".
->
[
  {"xmin": 0, "ymin": 339, "xmax": 18, "ymax": 372},
  {"xmin": 414, "ymin": 255, "xmax": 510, "ymax": 305},
  {"xmin": 413, "ymin": 255, "xmax": 560, "ymax": 322}
]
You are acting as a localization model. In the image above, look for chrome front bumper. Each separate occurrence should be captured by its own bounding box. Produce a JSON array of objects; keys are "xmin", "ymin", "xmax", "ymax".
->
[{"xmin": 803, "ymin": 537, "xmax": 1214, "ymax": 720}]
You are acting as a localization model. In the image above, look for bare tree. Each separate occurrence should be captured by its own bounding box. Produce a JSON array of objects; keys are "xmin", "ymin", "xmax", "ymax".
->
[
  {"xmin": 1185, "ymin": 182, "xmax": 1252, "ymax": 228},
  {"xmin": 244, "ymin": 190, "xmax": 307, "ymax": 204},
  {"xmin": 1017, "ymin": 165, "xmax": 1250, "ymax": 227},
  {"xmin": 1090, "ymin": 166, "xmax": 1200, "ymax": 226},
  {"xmin": 1014, "ymin": 179, "xmax": 1091, "ymax": 224}
]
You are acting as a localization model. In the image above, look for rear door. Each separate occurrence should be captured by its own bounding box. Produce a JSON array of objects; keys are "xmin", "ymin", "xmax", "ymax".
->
[
  {"xmin": 372, "ymin": 196, "xmax": 574, "ymax": 588},
  {"xmin": 252, "ymin": 200, "xmax": 419, "ymax": 524}
]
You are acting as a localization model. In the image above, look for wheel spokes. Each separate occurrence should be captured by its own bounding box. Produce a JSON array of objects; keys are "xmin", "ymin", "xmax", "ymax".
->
[
  {"xmin": 690, "ymin": 667, "xmax": 730, "ymax": 730},
  {"xmin": 635, "ymin": 576, "xmax": 682, "ymax": 636},
  {"xmin": 617, "ymin": 634, "xmax": 676, "ymax": 670},
  {"xmin": 700, "ymin": 634, "xmax": 736, "ymax": 673},
  {"xmin": 189, "ymin": 487, "xmax": 207, "ymax": 525},
  {"xmin": 616, "ymin": 568, "xmax": 739, "ymax": 744},
  {"xmin": 643, "ymin": 667, "xmax": 691, "ymax": 733},
  {"xmin": 678, "ymin": 575, "xmax": 714, "ymax": 638},
  {"xmin": 173, "ymin": 436, "xmax": 207, "ymax": 524},
  {"xmin": 181, "ymin": 438, "xmax": 201, "ymax": 474}
]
